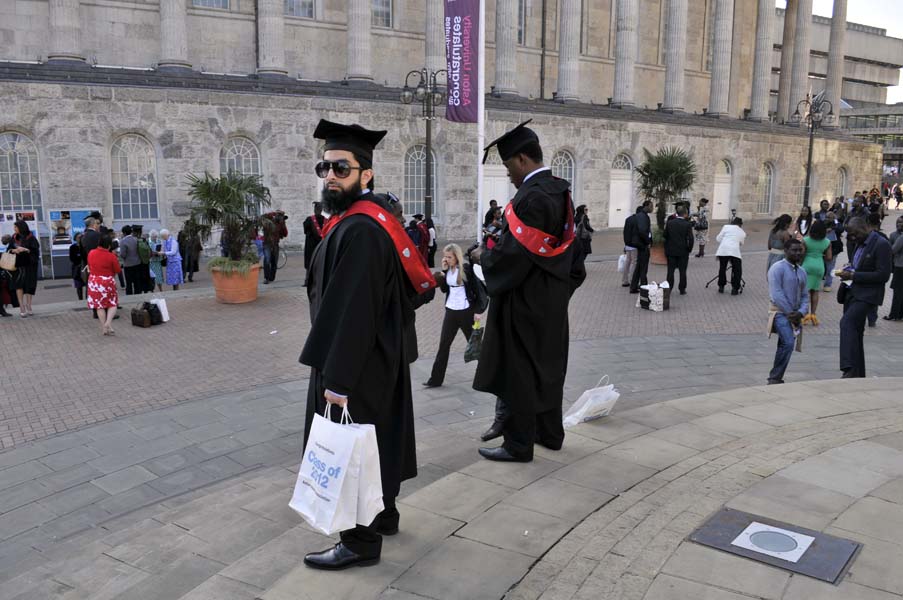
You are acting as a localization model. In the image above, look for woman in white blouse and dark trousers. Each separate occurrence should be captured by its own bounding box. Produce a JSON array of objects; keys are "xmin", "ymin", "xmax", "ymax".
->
[{"xmin": 424, "ymin": 244, "xmax": 480, "ymax": 388}]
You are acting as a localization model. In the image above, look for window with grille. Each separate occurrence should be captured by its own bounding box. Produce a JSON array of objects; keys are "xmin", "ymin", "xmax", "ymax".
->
[
  {"xmin": 220, "ymin": 138, "xmax": 261, "ymax": 177},
  {"xmin": 372, "ymin": 0, "xmax": 391, "ymax": 28},
  {"xmin": 285, "ymin": 0, "xmax": 313, "ymax": 18},
  {"xmin": 612, "ymin": 153, "xmax": 633, "ymax": 171},
  {"xmin": 836, "ymin": 167, "xmax": 848, "ymax": 198},
  {"xmin": 192, "ymin": 0, "xmax": 229, "ymax": 9},
  {"xmin": 757, "ymin": 163, "xmax": 774, "ymax": 214},
  {"xmin": 403, "ymin": 145, "xmax": 437, "ymax": 218},
  {"xmin": 111, "ymin": 135, "xmax": 158, "ymax": 221},
  {"xmin": 551, "ymin": 150, "xmax": 576, "ymax": 187},
  {"xmin": 0, "ymin": 132, "xmax": 43, "ymax": 220},
  {"xmin": 517, "ymin": 0, "xmax": 527, "ymax": 45}
]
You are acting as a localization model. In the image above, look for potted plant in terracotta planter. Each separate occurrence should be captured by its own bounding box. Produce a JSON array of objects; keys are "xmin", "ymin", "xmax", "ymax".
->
[
  {"xmin": 187, "ymin": 171, "xmax": 271, "ymax": 304},
  {"xmin": 635, "ymin": 147, "xmax": 697, "ymax": 266}
]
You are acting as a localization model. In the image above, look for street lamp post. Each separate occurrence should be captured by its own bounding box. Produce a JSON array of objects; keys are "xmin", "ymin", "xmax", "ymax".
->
[
  {"xmin": 400, "ymin": 68, "xmax": 446, "ymax": 222},
  {"xmin": 791, "ymin": 91, "xmax": 833, "ymax": 208}
]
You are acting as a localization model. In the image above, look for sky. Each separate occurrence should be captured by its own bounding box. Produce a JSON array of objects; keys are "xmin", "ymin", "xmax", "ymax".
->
[{"xmin": 778, "ymin": 0, "xmax": 903, "ymax": 104}]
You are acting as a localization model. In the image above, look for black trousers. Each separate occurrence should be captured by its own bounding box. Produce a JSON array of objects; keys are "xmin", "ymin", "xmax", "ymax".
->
[
  {"xmin": 840, "ymin": 299, "xmax": 873, "ymax": 378},
  {"xmin": 629, "ymin": 247, "xmax": 650, "ymax": 292},
  {"xmin": 429, "ymin": 307, "xmax": 474, "ymax": 385},
  {"xmin": 123, "ymin": 265, "xmax": 143, "ymax": 295},
  {"xmin": 889, "ymin": 268, "xmax": 903, "ymax": 319},
  {"xmin": 339, "ymin": 496, "xmax": 398, "ymax": 557},
  {"xmin": 718, "ymin": 256, "xmax": 742, "ymax": 291},
  {"xmin": 263, "ymin": 246, "xmax": 279, "ymax": 282},
  {"xmin": 428, "ymin": 244, "xmax": 437, "ymax": 268},
  {"xmin": 666, "ymin": 255, "xmax": 689, "ymax": 292},
  {"xmin": 502, "ymin": 405, "xmax": 565, "ymax": 459}
]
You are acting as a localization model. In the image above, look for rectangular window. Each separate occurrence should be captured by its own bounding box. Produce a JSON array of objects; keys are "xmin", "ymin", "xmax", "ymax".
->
[
  {"xmin": 192, "ymin": 0, "xmax": 229, "ymax": 9},
  {"xmin": 285, "ymin": 0, "xmax": 313, "ymax": 18},
  {"xmin": 372, "ymin": 0, "xmax": 391, "ymax": 28},
  {"xmin": 517, "ymin": 0, "xmax": 527, "ymax": 45}
]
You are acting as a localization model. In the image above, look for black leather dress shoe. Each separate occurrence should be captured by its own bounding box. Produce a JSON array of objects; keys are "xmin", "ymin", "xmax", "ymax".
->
[
  {"xmin": 422, "ymin": 380, "xmax": 441, "ymax": 388},
  {"xmin": 480, "ymin": 422, "xmax": 504, "ymax": 442},
  {"xmin": 303, "ymin": 543, "xmax": 379, "ymax": 570},
  {"xmin": 478, "ymin": 447, "xmax": 532, "ymax": 462}
]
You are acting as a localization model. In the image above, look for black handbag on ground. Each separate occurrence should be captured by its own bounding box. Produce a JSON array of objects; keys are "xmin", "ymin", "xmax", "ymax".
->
[
  {"xmin": 142, "ymin": 302, "xmax": 164, "ymax": 325},
  {"xmin": 131, "ymin": 307, "xmax": 152, "ymax": 328}
]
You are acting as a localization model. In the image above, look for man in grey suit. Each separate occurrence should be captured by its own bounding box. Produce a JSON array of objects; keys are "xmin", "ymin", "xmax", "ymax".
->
[{"xmin": 118, "ymin": 225, "xmax": 141, "ymax": 295}]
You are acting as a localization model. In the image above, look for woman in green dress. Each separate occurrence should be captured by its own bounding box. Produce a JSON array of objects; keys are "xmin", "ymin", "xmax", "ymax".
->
[{"xmin": 801, "ymin": 219, "xmax": 833, "ymax": 326}]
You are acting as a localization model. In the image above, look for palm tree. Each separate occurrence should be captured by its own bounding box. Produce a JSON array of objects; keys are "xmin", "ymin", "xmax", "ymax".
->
[
  {"xmin": 635, "ymin": 147, "xmax": 697, "ymax": 232},
  {"xmin": 186, "ymin": 171, "xmax": 272, "ymax": 263}
]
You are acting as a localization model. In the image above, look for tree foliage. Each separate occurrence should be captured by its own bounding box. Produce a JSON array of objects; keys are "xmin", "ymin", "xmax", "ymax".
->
[
  {"xmin": 635, "ymin": 147, "xmax": 698, "ymax": 231},
  {"xmin": 187, "ymin": 171, "xmax": 272, "ymax": 263}
]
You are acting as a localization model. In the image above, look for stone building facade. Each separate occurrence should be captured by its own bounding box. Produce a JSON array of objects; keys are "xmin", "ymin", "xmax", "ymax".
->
[{"xmin": 0, "ymin": 0, "xmax": 889, "ymax": 253}]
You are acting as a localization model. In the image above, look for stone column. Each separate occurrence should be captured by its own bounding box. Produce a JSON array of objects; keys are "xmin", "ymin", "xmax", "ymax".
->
[
  {"xmin": 749, "ymin": 0, "xmax": 773, "ymax": 121},
  {"xmin": 555, "ymin": 0, "xmax": 581, "ymax": 102},
  {"xmin": 47, "ymin": 0, "xmax": 84, "ymax": 62},
  {"xmin": 707, "ymin": 0, "xmax": 733, "ymax": 117},
  {"xmin": 494, "ymin": 0, "xmax": 517, "ymax": 95},
  {"xmin": 347, "ymin": 0, "xmax": 372, "ymax": 80},
  {"xmin": 612, "ymin": 0, "xmax": 638, "ymax": 107},
  {"xmin": 426, "ymin": 0, "xmax": 445, "ymax": 73},
  {"xmin": 159, "ymin": 0, "xmax": 190, "ymax": 70},
  {"xmin": 662, "ymin": 0, "xmax": 688, "ymax": 112},
  {"xmin": 777, "ymin": 0, "xmax": 797, "ymax": 122},
  {"xmin": 824, "ymin": 0, "xmax": 847, "ymax": 126},
  {"xmin": 789, "ymin": 0, "xmax": 813, "ymax": 121},
  {"xmin": 257, "ymin": 0, "xmax": 286, "ymax": 75}
]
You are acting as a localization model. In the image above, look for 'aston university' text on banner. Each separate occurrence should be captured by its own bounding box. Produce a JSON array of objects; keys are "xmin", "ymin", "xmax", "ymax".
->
[{"xmin": 444, "ymin": 0, "xmax": 480, "ymax": 123}]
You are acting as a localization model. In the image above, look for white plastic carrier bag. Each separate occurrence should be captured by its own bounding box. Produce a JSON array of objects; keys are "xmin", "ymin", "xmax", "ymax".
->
[
  {"xmin": 289, "ymin": 405, "xmax": 383, "ymax": 534},
  {"xmin": 562, "ymin": 375, "xmax": 620, "ymax": 429},
  {"xmin": 149, "ymin": 298, "xmax": 170, "ymax": 322},
  {"xmin": 617, "ymin": 254, "xmax": 627, "ymax": 273}
]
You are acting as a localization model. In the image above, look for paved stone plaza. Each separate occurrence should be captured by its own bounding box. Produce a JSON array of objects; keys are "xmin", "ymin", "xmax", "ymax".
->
[{"xmin": 1, "ymin": 218, "xmax": 903, "ymax": 599}]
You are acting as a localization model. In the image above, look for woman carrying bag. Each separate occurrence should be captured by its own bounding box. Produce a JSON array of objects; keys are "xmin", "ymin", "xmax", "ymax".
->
[
  {"xmin": 423, "ymin": 243, "xmax": 487, "ymax": 388},
  {"xmin": 6, "ymin": 220, "xmax": 41, "ymax": 317}
]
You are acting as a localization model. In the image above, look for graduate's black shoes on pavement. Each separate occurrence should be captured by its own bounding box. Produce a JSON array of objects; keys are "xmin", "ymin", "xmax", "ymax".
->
[
  {"xmin": 478, "ymin": 447, "xmax": 532, "ymax": 462},
  {"xmin": 480, "ymin": 422, "xmax": 504, "ymax": 442},
  {"xmin": 422, "ymin": 380, "xmax": 442, "ymax": 388},
  {"xmin": 371, "ymin": 511, "xmax": 400, "ymax": 536},
  {"xmin": 304, "ymin": 543, "xmax": 380, "ymax": 570}
]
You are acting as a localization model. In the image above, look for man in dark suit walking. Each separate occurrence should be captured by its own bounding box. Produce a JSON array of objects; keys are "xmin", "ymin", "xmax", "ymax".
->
[
  {"xmin": 837, "ymin": 217, "xmax": 892, "ymax": 378},
  {"xmin": 664, "ymin": 204, "xmax": 694, "ymax": 295}
]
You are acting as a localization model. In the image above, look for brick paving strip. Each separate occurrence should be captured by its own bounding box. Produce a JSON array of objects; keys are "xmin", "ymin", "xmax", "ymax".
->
[{"xmin": 0, "ymin": 376, "xmax": 902, "ymax": 599}]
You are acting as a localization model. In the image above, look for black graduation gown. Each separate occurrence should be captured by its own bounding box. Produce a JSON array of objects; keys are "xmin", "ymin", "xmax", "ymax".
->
[
  {"xmin": 473, "ymin": 171, "xmax": 585, "ymax": 416},
  {"xmin": 300, "ymin": 198, "xmax": 417, "ymax": 500},
  {"xmin": 302, "ymin": 215, "xmax": 325, "ymax": 269}
]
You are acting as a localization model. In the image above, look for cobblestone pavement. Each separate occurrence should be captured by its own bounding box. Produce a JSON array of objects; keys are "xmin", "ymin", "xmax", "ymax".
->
[{"xmin": 3, "ymin": 242, "xmax": 903, "ymax": 449}]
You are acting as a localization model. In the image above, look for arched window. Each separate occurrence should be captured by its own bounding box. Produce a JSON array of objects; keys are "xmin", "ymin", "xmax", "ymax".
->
[
  {"xmin": 403, "ymin": 144, "xmax": 438, "ymax": 218},
  {"xmin": 719, "ymin": 159, "xmax": 732, "ymax": 176},
  {"xmin": 220, "ymin": 138, "xmax": 261, "ymax": 177},
  {"xmin": 551, "ymin": 150, "xmax": 576, "ymax": 187},
  {"xmin": 0, "ymin": 132, "xmax": 43, "ymax": 219},
  {"xmin": 836, "ymin": 167, "xmax": 848, "ymax": 198},
  {"xmin": 612, "ymin": 153, "xmax": 633, "ymax": 171},
  {"xmin": 111, "ymin": 134, "xmax": 158, "ymax": 220},
  {"xmin": 757, "ymin": 163, "xmax": 774, "ymax": 214}
]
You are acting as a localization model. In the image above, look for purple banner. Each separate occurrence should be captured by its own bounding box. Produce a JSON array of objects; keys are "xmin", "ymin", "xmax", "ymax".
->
[{"xmin": 444, "ymin": 0, "xmax": 479, "ymax": 123}]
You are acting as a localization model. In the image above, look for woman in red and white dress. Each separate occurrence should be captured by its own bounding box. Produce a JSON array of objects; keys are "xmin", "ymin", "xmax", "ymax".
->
[{"xmin": 87, "ymin": 234, "xmax": 122, "ymax": 335}]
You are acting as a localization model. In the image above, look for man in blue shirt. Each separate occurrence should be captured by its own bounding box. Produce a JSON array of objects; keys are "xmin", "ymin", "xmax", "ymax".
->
[{"xmin": 766, "ymin": 239, "xmax": 808, "ymax": 384}]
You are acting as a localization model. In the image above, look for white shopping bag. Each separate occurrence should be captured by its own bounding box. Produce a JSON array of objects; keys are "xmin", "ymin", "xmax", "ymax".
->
[
  {"xmin": 355, "ymin": 425, "xmax": 384, "ymax": 526},
  {"xmin": 563, "ymin": 375, "xmax": 620, "ymax": 429},
  {"xmin": 289, "ymin": 405, "xmax": 366, "ymax": 535},
  {"xmin": 149, "ymin": 298, "xmax": 170, "ymax": 322},
  {"xmin": 617, "ymin": 254, "xmax": 627, "ymax": 273}
]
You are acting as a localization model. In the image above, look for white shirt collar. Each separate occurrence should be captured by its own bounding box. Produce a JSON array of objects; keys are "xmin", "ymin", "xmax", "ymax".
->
[{"xmin": 523, "ymin": 166, "xmax": 551, "ymax": 184}]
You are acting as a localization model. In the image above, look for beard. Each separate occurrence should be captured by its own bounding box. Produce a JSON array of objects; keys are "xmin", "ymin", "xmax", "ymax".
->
[{"xmin": 320, "ymin": 180, "xmax": 362, "ymax": 215}]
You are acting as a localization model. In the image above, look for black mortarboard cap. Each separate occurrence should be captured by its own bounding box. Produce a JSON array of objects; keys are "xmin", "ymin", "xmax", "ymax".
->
[
  {"xmin": 482, "ymin": 119, "xmax": 538, "ymax": 164},
  {"xmin": 314, "ymin": 119, "xmax": 388, "ymax": 168}
]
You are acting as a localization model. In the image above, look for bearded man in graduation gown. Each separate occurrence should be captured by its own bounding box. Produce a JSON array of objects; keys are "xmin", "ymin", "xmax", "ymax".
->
[
  {"xmin": 299, "ymin": 120, "xmax": 437, "ymax": 570},
  {"xmin": 471, "ymin": 120, "xmax": 586, "ymax": 462}
]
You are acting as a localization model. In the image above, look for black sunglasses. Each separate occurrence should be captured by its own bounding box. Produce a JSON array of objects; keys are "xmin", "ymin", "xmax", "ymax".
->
[{"xmin": 315, "ymin": 160, "xmax": 364, "ymax": 179}]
